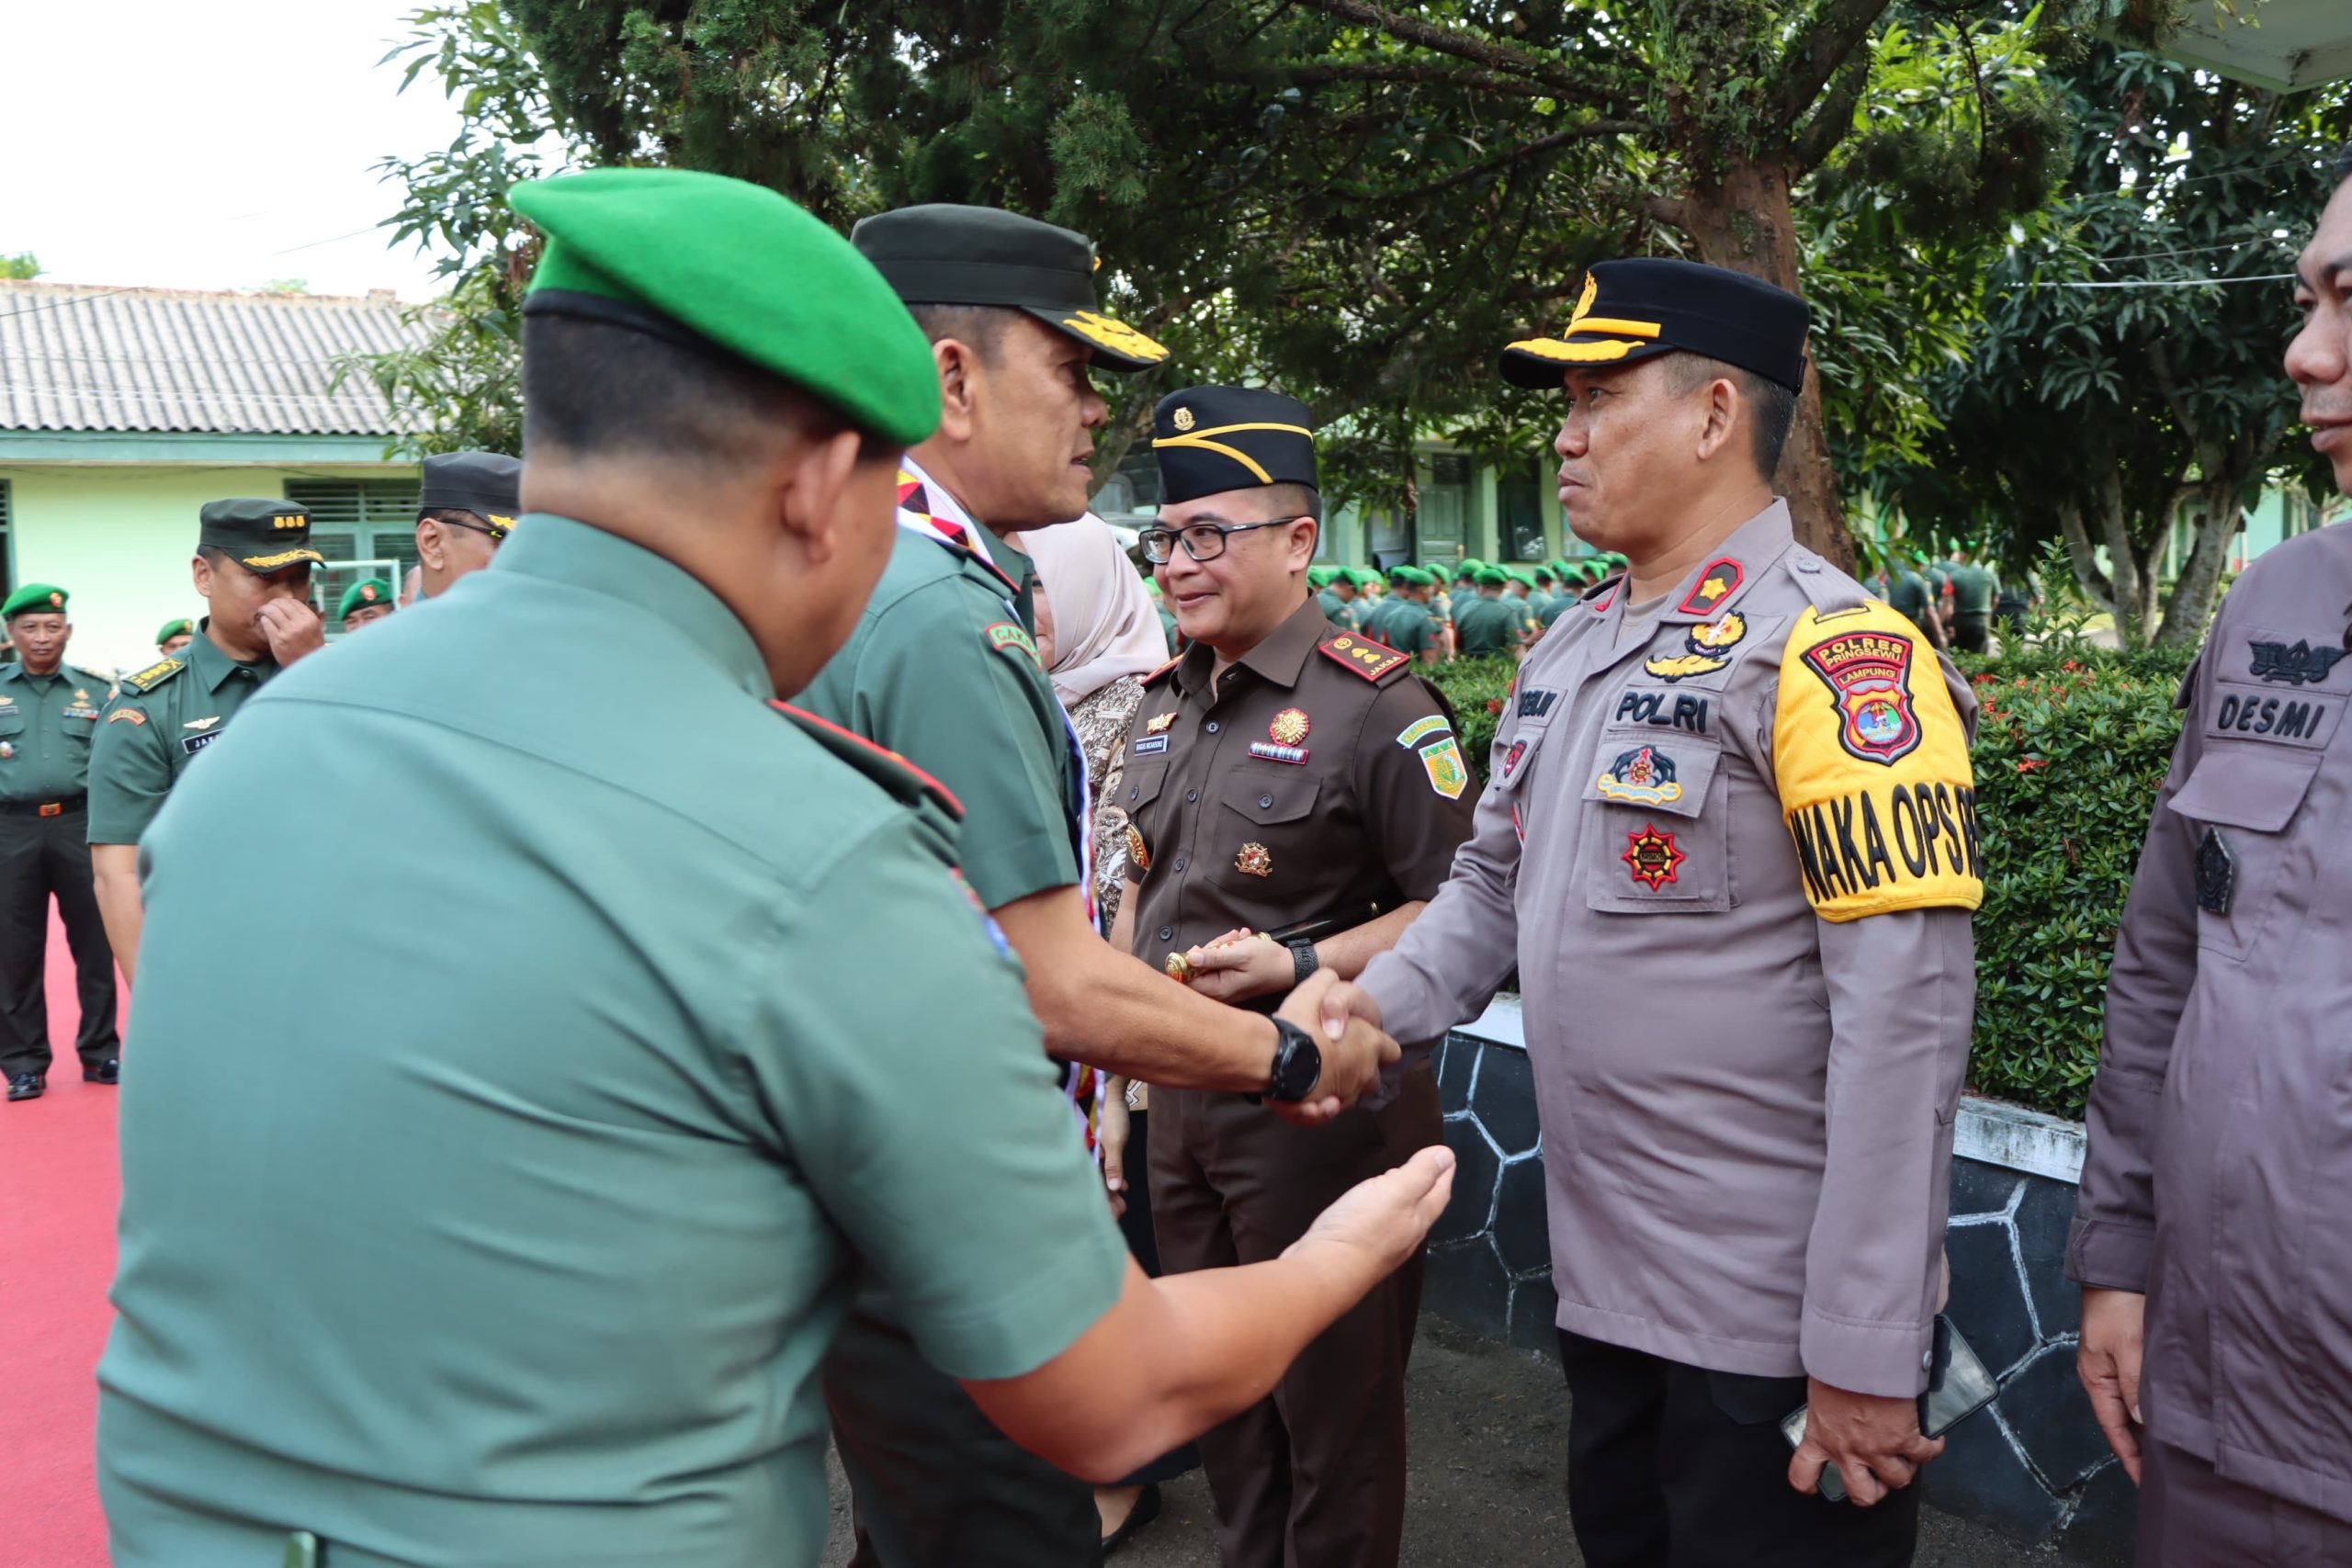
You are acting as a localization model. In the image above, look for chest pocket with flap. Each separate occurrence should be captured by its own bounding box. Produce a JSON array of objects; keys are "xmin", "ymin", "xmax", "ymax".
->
[
  {"xmin": 1208, "ymin": 773, "xmax": 1324, "ymax": 894},
  {"xmin": 1577, "ymin": 726, "xmax": 1734, "ymax": 915},
  {"xmin": 2166, "ymin": 742, "xmax": 2322, "ymax": 960}
]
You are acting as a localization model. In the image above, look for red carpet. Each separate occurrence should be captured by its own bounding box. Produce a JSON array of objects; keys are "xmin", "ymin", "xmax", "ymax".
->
[{"xmin": 2, "ymin": 911, "xmax": 125, "ymax": 1568}]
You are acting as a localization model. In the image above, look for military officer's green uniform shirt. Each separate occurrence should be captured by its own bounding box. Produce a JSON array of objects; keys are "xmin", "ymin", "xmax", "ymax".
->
[
  {"xmin": 97, "ymin": 515, "xmax": 1126, "ymax": 1568},
  {"xmin": 1453, "ymin": 593, "xmax": 1517, "ymax": 657},
  {"xmin": 800, "ymin": 473, "xmax": 1084, "ymax": 913},
  {"xmin": 0, "ymin": 662, "xmax": 113, "ymax": 802},
  {"xmin": 86, "ymin": 626, "xmax": 279, "ymax": 845},
  {"xmin": 1316, "ymin": 588, "xmax": 1360, "ymax": 631},
  {"xmin": 1379, "ymin": 598, "xmax": 1439, "ymax": 659},
  {"xmin": 1947, "ymin": 562, "xmax": 1997, "ymax": 615}
]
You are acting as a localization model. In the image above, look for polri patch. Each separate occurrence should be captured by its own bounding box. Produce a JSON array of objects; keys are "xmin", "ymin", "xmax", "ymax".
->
[
  {"xmin": 1798, "ymin": 629, "xmax": 1922, "ymax": 764},
  {"xmin": 983, "ymin": 622, "xmax": 1040, "ymax": 666},
  {"xmin": 1623, "ymin": 825, "xmax": 1687, "ymax": 889}
]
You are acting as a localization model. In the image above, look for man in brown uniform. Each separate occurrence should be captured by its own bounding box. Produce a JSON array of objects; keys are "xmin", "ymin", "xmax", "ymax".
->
[
  {"xmin": 1316, "ymin": 259, "xmax": 1984, "ymax": 1564},
  {"xmin": 2070, "ymin": 148, "xmax": 2352, "ymax": 1564},
  {"xmin": 1116, "ymin": 387, "xmax": 1475, "ymax": 1567}
]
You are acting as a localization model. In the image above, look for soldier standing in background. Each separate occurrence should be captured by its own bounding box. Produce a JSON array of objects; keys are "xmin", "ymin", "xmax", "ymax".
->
[{"xmin": 412, "ymin": 451, "xmax": 523, "ymax": 602}]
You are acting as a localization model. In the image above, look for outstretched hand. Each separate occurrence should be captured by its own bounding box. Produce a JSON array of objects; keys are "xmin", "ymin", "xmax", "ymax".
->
[{"xmin": 1285, "ymin": 1144, "xmax": 1456, "ymax": 1286}]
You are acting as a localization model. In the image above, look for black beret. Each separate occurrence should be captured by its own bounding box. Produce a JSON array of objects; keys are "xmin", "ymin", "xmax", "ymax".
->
[{"xmin": 1501, "ymin": 259, "xmax": 1811, "ymax": 394}]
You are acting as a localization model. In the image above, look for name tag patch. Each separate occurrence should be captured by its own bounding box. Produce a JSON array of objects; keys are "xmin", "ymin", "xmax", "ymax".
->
[
  {"xmin": 1133, "ymin": 735, "xmax": 1170, "ymax": 754},
  {"xmin": 1518, "ymin": 688, "xmax": 1560, "ymax": 718},
  {"xmin": 181, "ymin": 729, "xmax": 222, "ymax": 757},
  {"xmin": 2209, "ymin": 685, "xmax": 2343, "ymax": 750}
]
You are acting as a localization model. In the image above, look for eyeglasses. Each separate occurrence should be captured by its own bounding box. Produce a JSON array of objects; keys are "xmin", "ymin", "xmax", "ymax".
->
[
  {"xmin": 436, "ymin": 517, "xmax": 508, "ymax": 545},
  {"xmin": 1137, "ymin": 518, "xmax": 1297, "ymax": 564}
]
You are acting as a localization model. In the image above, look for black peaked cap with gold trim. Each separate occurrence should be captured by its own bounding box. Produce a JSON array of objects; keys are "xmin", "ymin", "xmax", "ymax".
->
[
  {"xmin": 198, "ymin": 498, "xmax": 323, "ymax": 574},
  {"xmin": 1501, "ymin": 258, "xmax": 1811, "ymax": 394},
  {"xmin": 851, "ymin": 204, "xmax": 1170, "ymax": 372},
  {"xmin": 420, "ymin": 450, "xmax": 522, "ymax": 526},
  {"xmin": 1152, "ymin": 387, "xmax": 1317, "ymax": 504}
]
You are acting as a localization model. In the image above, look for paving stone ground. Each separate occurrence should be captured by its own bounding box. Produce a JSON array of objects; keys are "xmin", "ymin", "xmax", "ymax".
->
[{"xmin": 822, "ymin": 1315, "xmax": 2074, "ymax": 1566}]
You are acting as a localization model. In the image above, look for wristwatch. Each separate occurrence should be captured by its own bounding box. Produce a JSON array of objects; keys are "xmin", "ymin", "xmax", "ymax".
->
[
  {"xmin": 1263, "ymin": 1015, "xmax": 1324, "ymax": 1104},
  {"xmin": 1286, "ymin": 938, "xmax": 1320, "ymax": 988}
]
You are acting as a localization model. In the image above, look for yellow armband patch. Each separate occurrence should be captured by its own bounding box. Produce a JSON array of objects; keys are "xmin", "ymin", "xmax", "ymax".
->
[{"xmin": 1775, "ymin": 604, "xmax": 1983, "ymax": 921}]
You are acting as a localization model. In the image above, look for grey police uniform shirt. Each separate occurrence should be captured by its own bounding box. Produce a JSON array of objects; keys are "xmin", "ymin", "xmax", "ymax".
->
[
  {"xmin": 2070, "ymin": 519, "xmax": 2352, "ymax": 1520},
  {"xmin": 1359, "ymin": 501, "xmax": 1984, "ymax": 1396}
]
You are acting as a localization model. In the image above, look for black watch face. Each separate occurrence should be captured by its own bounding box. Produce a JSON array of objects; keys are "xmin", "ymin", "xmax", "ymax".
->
[{"xmin": 1272, "ymin": 1025, "xmax": 1322, "ymax": 1101}]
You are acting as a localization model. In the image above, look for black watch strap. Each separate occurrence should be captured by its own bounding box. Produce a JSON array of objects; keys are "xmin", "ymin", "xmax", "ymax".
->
[{"xmin": 1287, "ymin": 938, "xmax": 1320, "ymax": 988}]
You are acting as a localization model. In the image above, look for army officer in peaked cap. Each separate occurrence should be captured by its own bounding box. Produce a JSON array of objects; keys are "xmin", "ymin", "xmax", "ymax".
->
[
  {"xmin": 0, "ymin": 583, "xmax": 122, "ymax": 1102},
  {"xmin": 804, "ymin": 204, "xmax": 1408, "ymax": 1568},
  {"xmin": 1120, "ymin": 388, "xmax": 1475, "ymax": 1568},
  {"xmin": 87, "ymin": 499, "xmax": 326, "ymax": 983},
  {"xmin": 413, "ymin": 449, "xmax": 523, "ymax": 601},
  {"xmin": 1311, "ymin": 257, "xmax": 1984, "ymax": 1566},
  {"xmin": 96, "ymin": 165, "xmax": 1452, "ymax": 1568}
]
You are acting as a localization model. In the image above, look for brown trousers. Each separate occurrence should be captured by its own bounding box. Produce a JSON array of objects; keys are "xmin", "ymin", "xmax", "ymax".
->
[
  {"xmin": 2140, "ymin": 1441, "xmax": 2352, "ymax": 1567},
  {"xmin": 1150, "ymin": 1066, "xmax": 1442, "ymax": 1568}
]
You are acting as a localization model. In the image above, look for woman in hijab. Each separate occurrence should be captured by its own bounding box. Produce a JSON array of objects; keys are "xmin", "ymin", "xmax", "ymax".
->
[{"xmin": 1017, "ymin": 514, "xmax": 1192, "ymax": 1552}]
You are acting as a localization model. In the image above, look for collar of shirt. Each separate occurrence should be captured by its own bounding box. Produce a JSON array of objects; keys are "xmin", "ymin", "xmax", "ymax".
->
[
  {"xmin": 187, "ymin": 620, "xmax": 277, "ymax": 692},
  {"xmin": 492, "ymin": 513, "xmax": 775, "ymax": 701},
  {"xmin": 1586, "ymin": 496, "xmax": 1793, "ymax": 643},
  {"xmin": 896, "ymin": 455, "xmax": 1032, "ymax": 605},
  {"xmin": 1172, "ymin": 593, "xmax": 1326, "ymax": 698}
]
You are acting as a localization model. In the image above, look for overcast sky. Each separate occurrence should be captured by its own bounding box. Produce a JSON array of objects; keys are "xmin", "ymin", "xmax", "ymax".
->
[{"xmin": 2, "ymin": 2, "xmax": 469, "ymax": 300}]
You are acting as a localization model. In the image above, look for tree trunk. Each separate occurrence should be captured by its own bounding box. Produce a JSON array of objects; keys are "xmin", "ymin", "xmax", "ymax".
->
[
  {"xmin": 1679, "ymin": 152, "xmax": 1853, "ymax": 572},
  {"xmin": 2056, "ymin": 501, "xmax": 2120, "ymax": 620},
  {"xmin": 2157, "ymin": 483, "xmax": 2240, "ymax": 648}
]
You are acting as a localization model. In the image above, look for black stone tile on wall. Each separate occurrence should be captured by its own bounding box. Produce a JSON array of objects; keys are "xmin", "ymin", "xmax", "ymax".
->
[
  {"xmin": 1422, "ymin": 1237, "xmax": 1511, "ymax": 1338},
  {"xmin": 1921, "ymin": 1409, "xmax": 2066, "ymax": 1544},
  {"xmin": 1951, "ymin": 1156, "xmax": 2021, "ymax": 1221},
  {"xmin": 1508, "ymin": 1274, "xmax": 1561, "ymax": 1355},
  {"xmin": 1944, "ymin": 1219, "xmax": 2041, "ymax": 1378},
  {"xmin": 1470, "ymin": 1046, "xmax": 1543, "ymax": 1156},
  {"xmin": 1492, "ymin": 1156, "xmax": 1551, "ymax": 1277},
  {"xmin": 1438, "ymin": 1032, "xmax": 1477, "ymax": 1113},
  {"xmin": 2060, "ymin": 1460, "xmax": 2139, "ymax": 1568},
  {"xmin": 2015, "ymin": 1173, "xmax": 2084, "ymax": 1340},
  {"xmin": 1999, "ymin": 1345, "xmax": 2112, "ymax": 1494},
  {"xmin": 1433, "ymin": 1120, "xmax": 1501, "ymax": 1247}
]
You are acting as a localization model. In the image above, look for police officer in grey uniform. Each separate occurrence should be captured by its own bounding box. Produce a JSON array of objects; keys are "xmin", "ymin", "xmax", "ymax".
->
[
  {"xmin": 2070, "ymin": 145, "xmax": 2352, "ymax": 1566},
  {"xmin": 1309, "ymin": 259, "xmax": 1984, "ymax": 1565}
]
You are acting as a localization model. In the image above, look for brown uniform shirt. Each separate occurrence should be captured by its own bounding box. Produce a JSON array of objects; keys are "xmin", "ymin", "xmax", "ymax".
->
[
  {"xmin": 1118, "ymin": 598, "xmax": 1476, "ymax": 972},
  {"xmin": 2070, "ymin": 518, "xmax": 2352, "ymax": 1519}
]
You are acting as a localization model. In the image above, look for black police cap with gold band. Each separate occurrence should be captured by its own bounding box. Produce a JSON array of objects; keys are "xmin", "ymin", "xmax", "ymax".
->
[
  {"xmin": 420, "ymin": 451, "xmax": 523, "ymax": 538},
  {"xmin": 1151, "ymin": 386, "xmax": 1317, "ymax": 505},
  {"xmin": 851, "ymin": 204, "xmax": 1171, "ymax": 373},
  {"xmin": 199, "ymin": 498, "xmax": 323, "ymax": 574},
  {"xmin": 1499, "ymin": 258, "xmax": 1812, "ymax": 394}
]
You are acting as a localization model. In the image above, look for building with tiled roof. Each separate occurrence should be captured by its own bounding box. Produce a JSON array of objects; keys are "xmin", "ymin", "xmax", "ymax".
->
[{"xmin": 0, "ymin": 280, "xmax": 437, "ymax": 669}]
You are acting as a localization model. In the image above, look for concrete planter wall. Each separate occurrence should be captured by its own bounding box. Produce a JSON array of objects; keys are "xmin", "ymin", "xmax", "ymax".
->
[{"xmin": 1423, "ymin": 1002, "xmax": 2133, "ymax": 1564}]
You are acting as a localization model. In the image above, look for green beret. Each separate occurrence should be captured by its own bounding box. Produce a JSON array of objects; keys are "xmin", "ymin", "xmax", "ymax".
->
[
  {"xmin": 1504, "ymin": 567, "xmax": 1535, "ymax": 586},
  {"xmin": 1476, "ymin": 566, "xmax": 1509, "ymax": 588},
  {"xmin": 3, "ymin": 583, "xmax": 67, "ymax": 619},
  {"xmin": 1408, "ymin": 566, "xmax": 1440, "ymax": 587},
  {"xmin": 337, "ymin": 580, "xmax": 395, "ymax": 622},
  {"xmin": 510, "ymin": 168, "xmax": 940, "ymax": 448},
  {"xmin": 1306, "ymin": 566, "xmax": 1331, "ymax": 588},
  {"xmin": 1457, "ymin": 557, "xmax": 1487, "ymax": 576},
  {"xmin": 156, "ymin": 617, "xmax": 194, "ymax": 645}
]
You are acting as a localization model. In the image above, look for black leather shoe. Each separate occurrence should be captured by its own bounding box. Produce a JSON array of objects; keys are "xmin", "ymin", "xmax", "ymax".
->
[
  {"xmin": 1101, "ymin": 1483, "xmax": 1162, "ymax": 1557},
  {"xmin": 7, "ymin": 1072, "xmax": 45, "ymax": 1101},
  {"xmin": 83, "ymin": 1058, "xmax": 119, "ymax": 1085}
]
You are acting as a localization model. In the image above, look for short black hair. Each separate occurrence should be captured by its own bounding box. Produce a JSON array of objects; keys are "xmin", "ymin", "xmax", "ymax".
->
[
  {"xmin": 1260, "ymin": 481, "xmax": 1323, "ymax": 526},
  {"xmin": 904, "ymin": 302, "xmax": 1016, "ymax": 362},
  {"xmin": 196, "ymin": 544, "xmax": 227, "ymax": 566},
  {"xmin": 1666, "ymin": 354, "xmax": 1800, "ymax": 477},
  {"xmin": 418, "ymin": 507, "xmax": 482, "ymax": 530},
  {"xmin": 522, "ymin": 314, "xmax": 884, "ymax": 467}
]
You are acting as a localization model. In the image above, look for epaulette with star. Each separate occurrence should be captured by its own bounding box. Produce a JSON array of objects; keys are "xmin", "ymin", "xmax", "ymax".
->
[
  {"xmin": 1141, "ymin": 653, "xmax": 1183, "ymax": 688},
  {"xmin": 121, "ymin": 656, "xmax": 187, "ymax": 694},
  {"xmin": 1317, "ymin": 631, "xmax": 1411, "ymax": 684}
]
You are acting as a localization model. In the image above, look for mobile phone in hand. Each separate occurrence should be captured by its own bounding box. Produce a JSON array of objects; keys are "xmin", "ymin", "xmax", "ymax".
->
[{"xmin": 1781, "ymin": 1317, "xmax": 2000, "ymax": 1504}]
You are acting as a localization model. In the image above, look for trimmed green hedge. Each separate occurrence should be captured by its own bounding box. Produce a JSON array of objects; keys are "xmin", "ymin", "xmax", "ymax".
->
[{"xmin": 1430, "ymin": 640, "xmax": 2193, "ymax": 1120}]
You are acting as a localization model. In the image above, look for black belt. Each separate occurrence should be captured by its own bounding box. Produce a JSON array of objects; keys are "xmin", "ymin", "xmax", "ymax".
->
[{"xmin": 0, "ymin": 794, "xmax": 86, "ymax": 817}]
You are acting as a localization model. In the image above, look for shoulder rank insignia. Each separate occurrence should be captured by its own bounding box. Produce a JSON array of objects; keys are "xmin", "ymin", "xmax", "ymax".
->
[
  {"xmin": 771, "ymin": 701, "xmax": 966, "ymax": 821},
  {"xmin": 1142, "ymin": 654, "xmax": 1183, "ymax": 688},
  {"xmin": 1677, "ymin": 558, "xmax": 1744, "ymax": 615},
  {"xmin": 122, "ymin": 656, "xmax": 186, "ymax": 694},
  {"xmin": 1317, "ymin": 633, "xmax": 1409, "ymax": 683}
]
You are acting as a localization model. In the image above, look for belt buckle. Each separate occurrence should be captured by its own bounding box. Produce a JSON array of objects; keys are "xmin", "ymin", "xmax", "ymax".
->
[{"xmin": 37, "ymin": 803, "xmax": 62, "ymax": 818}]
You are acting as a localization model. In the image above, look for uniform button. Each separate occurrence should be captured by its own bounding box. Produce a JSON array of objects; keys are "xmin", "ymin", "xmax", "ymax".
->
[
  {"xmin": 1171, "ymin": 856, "xmax": 1186, "ymax": 873},
  {"xmin": 1259, "ymin": 794, "xmax": 1274, "ymax": 808},
  {"xmin": 1185, "ymin": 789, "xmax": 1198, "ymax": 803},
  {"xmin": 1127, "ymin": 786, "xmax": 1137, "ymax": 802},
  {"xmin": 1158, "ymin": 926, "xmax": 1173, "ymax": 942},
  {"xmin": 1205, "ymin": 721, "xmax": 1221, "ymax": 734}
]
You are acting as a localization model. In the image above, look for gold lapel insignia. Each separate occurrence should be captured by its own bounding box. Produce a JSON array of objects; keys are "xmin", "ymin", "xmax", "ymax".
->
[{"xmin": 1236, "ymin": 841, "xmax": 1272, "ymax": 878}]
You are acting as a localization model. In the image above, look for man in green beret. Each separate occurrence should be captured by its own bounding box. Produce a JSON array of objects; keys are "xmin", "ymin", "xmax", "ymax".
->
[
  {"xmin": 1315, "ymin": 565, "xmax": 1363, "ymax": 630},
  {"xmin": 1453, "ymin": 565, "xmax": 1520, "ymax": 659},
  {"xmin": 97, "ymin": 166, "xmax": 1452, "ymax": 1568},
  {"xmin": 413, "ymin": 450, "xmax": 525, "ymax": 602},
  {"xmin": 1374, "ymin": 568, "xmax": 1442, "ymax": 665},
  {"xmin": 1943, "ymin": 548, "xmax": 1998, "ymax": 654},
  {"xmin": 86, "ymin": 500, "xmax": 326, "ymax": 981},
  {"xmin": 337, "ymin": 579, "xmax": 396, "ymax": 633},
  {"xmin": 804, "ymin": 201, "xmax": 1407, "ymax": 1568},
  {"xmin": 0, "ymin": 584, "xmax": 122, "ymax": 1101},
  {"xmin": 154, "ymin": 619, "xmax": 194, "ymax": 657}
]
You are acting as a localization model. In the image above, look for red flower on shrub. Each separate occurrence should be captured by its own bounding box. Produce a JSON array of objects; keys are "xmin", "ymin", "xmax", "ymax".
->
[
  {"xmin": 1487, "ymin": 698, "xmax": 1503, "ymax": 715},
  {"xmin": 2018, "ymin": 757, "xmax": 2049, "ymax": 773}
]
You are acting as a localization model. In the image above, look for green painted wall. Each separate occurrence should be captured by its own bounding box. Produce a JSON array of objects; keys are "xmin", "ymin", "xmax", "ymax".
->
[{"xmin": 1, "ymin": 462, "xmax": 414, "ymax": 675}]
